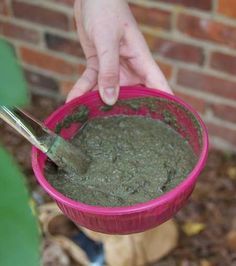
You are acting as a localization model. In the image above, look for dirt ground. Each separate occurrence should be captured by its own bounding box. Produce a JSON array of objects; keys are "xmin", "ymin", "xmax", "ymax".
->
[{"xmin": 1, "ymin": 95, "xmax": 236, "ymax": 266}]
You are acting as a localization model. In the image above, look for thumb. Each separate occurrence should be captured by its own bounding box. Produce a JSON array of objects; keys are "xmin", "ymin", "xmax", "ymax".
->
[{"xmin": 94, "ymin": 33, "xmax": 120, "ymax": 105}]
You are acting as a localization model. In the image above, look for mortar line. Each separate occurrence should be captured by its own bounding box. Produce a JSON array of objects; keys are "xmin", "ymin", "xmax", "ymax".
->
[
  {"xmin": 174, "ymin": 85, "xmax": 236, "ymax": 107},
  {"xmin": 153, "ymin": 54, "xmax": 236, "ymax": 83},
  {"xmin": 2, "ymin": 35, "xmax": 86, "ymax": 65},
  {"xmin": 21, "ymin": 62, "xmax": 81, "ymax": 81},
  {"xmin": 12, "ymin": 0, "xmax": 74, "ymax": 15},
  {"xmin": 141, "ymin": 26, "xmax": 236, "ymax": 57},
  {"xmin": 129, "ymin": 0, "xmax": 236, "ymax": 26},
  {"xmin": 204, "ymin": 116, "xmax": 236, "ymax": 130},
  {"xmin": 0, "ymin": 14, "xmax": 78, "ymax": 39},
  {"xmin": 210, "ymin": 137, "xmax": 236, "ymax": 152}
]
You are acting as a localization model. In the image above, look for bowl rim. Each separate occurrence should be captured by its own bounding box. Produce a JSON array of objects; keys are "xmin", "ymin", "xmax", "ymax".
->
[{"xmin": 32, "ymin": 86, "xmax": 209, "ymax": 215}]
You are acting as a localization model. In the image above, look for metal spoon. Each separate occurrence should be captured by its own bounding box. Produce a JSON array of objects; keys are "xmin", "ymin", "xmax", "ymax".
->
[
  {"xmin": 0, "ymin": 106, "xmax": 126, "ymax": 203},
  {"xmin": 0, "ymin": 106, "xmax": 90, "ymax": 174}
]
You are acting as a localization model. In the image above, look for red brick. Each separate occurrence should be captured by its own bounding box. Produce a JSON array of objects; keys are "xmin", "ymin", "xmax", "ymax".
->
[
  {"xmin": 71, "ymin": 17, "xmax": 77, "ymax": 32},
  {"xmin": 218, "ymin": 0, "xmax": 236, "ymax": 19},
  {"xmin": 157, "ymin": 60, "xmax": 173, "ymax": 80},
  {"xmin": 177, "ymin": 14, "xmax": 236, "ymax": 49},
  {"xmin": 60, "ymin": 80, "xmax": 75, "ymax": 96},
  {"xmin": 45, "ymin": 33, "xmax": 84, "ymax": 58},
  {"xmin": 0, "ymin": 21, "xmax": 40, "ymax": 44},
  {"xmin": 20, "ymin": 47, "xmax": 78, "ymax": 75},
  {"xmin": 175, "ymin": 91, "xmax": 206, "ymax": 113},
  {"xmin": 0, "ymin": 0, "xmax": 9, "ymax": 15},
  {"xmin": 177, "ymin": 69, "xmax": 236, "ymax": 100},
  {"xmin": 12, "ymin": 1, "xmax": 69, "ymax": 30},
  {"xmin": 49, "ymin": 0, "xmax": 74, "ymax": 7},
  {"xmin": 145, "ymin": 34, "xmax": 204, "ymax": 64},
  {"xmin": 207, "ymin": 122, "xmax": 236, "ymax": 146},
  {"xmin": 77, "ymin": 64, "xmax": 86, "ymax": 75},
  {"xmin": 211, "ymin": 104, "xmax": 236, "ymax": 124},
  {"xmin": 210, "ymin": 52, "xmax": 236, "ymax": 76},
  {"xmin": 130, "ymin": 4, "xmax": 171, "ymax": 30},
  {"xmin": 151, "ymin": 0, "xmax": 212, "ymax": 11},
  {"xmin": 24, "ymin": 69, "xmax": 59, "ymax": 93}
]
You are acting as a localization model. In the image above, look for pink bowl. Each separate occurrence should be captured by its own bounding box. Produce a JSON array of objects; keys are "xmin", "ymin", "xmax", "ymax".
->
[{"xmin": 32, "ymin": 86, "xmax": 208, "ymax": 234}]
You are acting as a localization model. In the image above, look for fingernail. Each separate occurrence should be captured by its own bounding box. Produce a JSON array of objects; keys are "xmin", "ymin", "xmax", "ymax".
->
[{"xmin": 101, "ymin": 87, "xmax": 117, "ymax": 105}]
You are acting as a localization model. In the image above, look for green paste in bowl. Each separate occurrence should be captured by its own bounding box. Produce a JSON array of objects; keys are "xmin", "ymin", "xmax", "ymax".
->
[{"xmin": 45, "ymin": 114, "xmax": 197, "ymax": 207}]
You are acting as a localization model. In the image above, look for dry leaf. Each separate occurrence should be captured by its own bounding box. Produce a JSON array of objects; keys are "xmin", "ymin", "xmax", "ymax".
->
[
  {"xmin": 182, "ymin": 222, "xmax": 205, "ymax": 236},
  {"xmin": 227, "ymin": 166, "xmax": 236, "ymax": 180},
  {"xmin": 39, "ymin": 203, "xmax": 89, "ymax": 266},
  {"xmin": 42, "ymin": 240, "xmax": 71, "ymax": 266},
  {"xmin": 200, "ymin": 259, "xmax": 212, "ymax": 266}
]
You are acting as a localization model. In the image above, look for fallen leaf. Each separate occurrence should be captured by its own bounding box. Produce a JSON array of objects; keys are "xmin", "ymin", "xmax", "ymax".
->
[
  {"xmin": 182, "ymin": 222, "xmax": 205, "ymax": 236},
  {"xmin": 200, "ymin": 259, "xmax": 212, "ymax": 266},
  {"xmin": 42, "ymin": 240, "xmax": 71, "ymax": 266},
  {"xmin": 39, "ymin": 203, "xmax": 89, "ymax": 266},
  {"xmin": 227, "ymin": 166, "xmax": 236, "ymax": 180}
]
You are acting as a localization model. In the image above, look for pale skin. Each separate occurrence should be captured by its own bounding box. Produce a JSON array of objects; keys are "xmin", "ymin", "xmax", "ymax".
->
[{"xmin": 67, "ymin": 0, "xmax": 172, "ymax": 105}]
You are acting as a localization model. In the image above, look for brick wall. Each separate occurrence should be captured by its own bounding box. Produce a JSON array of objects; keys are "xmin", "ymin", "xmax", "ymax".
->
[{"xmin": 0, "ymin": 0, "xmax": 236, "ymax": 151}]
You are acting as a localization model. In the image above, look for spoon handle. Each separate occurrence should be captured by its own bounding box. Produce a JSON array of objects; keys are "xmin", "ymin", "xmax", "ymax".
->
[
  {"xmin": 0, "ymin": 106, "xmax": 90, "ymax": 175},
  {"xmin": 0, "ymin": 106, "xmax": 53, "ymax": 153}
]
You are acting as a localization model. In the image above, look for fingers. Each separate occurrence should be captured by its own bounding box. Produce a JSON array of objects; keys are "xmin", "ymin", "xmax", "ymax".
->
[
  {"xmin": 144, "ymin": 59, "xmax": 173, "ymax": 95},
  {"xmin": 66, "ymin": 67, "xmax": 97, "ymax": 102},
  {"xmin": 94, "ymin": 29, "xmax": 121, "ymax": 105},
  {"xmin": 124, "ymin": 24, "xmax": 173, "ymax": 94}
]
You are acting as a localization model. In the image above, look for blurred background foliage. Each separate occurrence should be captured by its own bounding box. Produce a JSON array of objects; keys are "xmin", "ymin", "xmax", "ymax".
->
[{"xmin": 0, "ymin": 38, "xmax": 40, "ymax": 266}]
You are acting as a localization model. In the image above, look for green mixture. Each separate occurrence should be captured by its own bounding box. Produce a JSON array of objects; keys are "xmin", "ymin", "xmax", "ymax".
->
[{"xmin": 45, "ymin": 115, "xmax": 197, "ymax": 207}]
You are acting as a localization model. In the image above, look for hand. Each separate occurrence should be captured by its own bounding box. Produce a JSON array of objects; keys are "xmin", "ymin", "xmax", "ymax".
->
[{"xmin": 67, "ymin": 0, "xmax": 172, "ymax": 105}]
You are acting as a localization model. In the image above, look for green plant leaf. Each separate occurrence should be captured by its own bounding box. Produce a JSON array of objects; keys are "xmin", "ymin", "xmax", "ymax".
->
[
  {"xmin": 0, "ymin": 39, "xmax": 28, "ymax": 106},
  {"xmin": 0, "ymin": 147, "xmax": 40, "ymax": 266}
]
